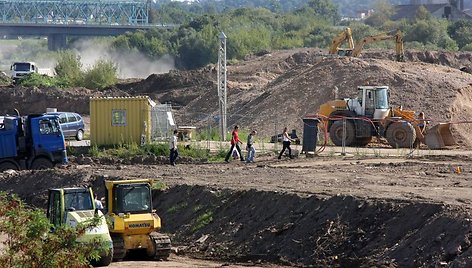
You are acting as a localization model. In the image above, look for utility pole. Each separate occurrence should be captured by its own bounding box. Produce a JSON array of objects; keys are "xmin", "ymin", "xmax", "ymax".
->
[{"xmin": 217, "ymin": 31, "xmax": 227, "ymax": 141}]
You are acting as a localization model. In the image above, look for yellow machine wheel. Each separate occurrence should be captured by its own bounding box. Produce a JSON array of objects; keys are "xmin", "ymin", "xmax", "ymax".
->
[{"xmin": 386, "ymin": 122, "xmax": 416, "ymax": 148}]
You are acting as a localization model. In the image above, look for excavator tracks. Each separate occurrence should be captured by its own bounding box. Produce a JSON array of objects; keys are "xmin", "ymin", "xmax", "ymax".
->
[
  {"xmin": 111, "ymin": 235, "xmax": 126, "ymax": 262},
  {"xmin": 150, "ymin": 232, "xmax": 172, "ymax": 260}
]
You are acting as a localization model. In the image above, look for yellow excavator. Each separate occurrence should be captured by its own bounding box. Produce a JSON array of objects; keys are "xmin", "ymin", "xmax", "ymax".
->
[
  {"xmin": 318, "ymin": 85, "xmax": 455, "ymax": 149},
  {"xmin": 352, "ymin": 29, "xmax": 405, "ymax": 62},
  {"xmin": 104, "ymin": 178, "xmax": 171, "ymax": 261},
  {"xmin": 329, "ymin": 27, "xmax": 355, "ymax": 56}
]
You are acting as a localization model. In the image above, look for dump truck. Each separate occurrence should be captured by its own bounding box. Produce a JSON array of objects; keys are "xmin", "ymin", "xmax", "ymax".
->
[
  {"xmin": 318, "ymin": 85, "xmax": 455, "ymax": 149},
  {"xmin": 47, "ymin": 187, "xmax": 113, "ymax": 266},
  {"xmin": 104, "ymin": 178, "xmax": 171, "ymax": 261},
  {"xmin": 0, "ymin": 112, "xmax": 68, "ymax": 171}
]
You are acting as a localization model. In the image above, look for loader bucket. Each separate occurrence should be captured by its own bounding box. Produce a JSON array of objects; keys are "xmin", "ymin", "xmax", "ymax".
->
[{"xmin": 424, "ymin": 123, "xmax": 456, "ymax": 149}]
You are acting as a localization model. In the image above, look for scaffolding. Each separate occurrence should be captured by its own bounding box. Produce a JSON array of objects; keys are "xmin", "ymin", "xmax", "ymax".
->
[{"xmin": 151, "ymin": 103, "xmax": 175, "ymax": 141}]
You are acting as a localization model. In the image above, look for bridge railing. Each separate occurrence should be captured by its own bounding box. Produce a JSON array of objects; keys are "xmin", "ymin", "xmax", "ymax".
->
[{"xmin": 0, "ymin": 0, "xmax": 150, "ymax": 25}]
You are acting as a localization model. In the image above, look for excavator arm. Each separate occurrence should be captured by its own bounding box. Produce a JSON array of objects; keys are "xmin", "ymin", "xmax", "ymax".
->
[
  {"xmin": 352, "ymin": 29, "xmax": 405, "ymax": 61},
  {"xmin": 329, "ymin": 27, "xmax": 355, "ymax": 56}
]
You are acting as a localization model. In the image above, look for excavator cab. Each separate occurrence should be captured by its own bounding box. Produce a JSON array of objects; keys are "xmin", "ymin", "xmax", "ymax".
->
[
  {"xmin": 329, "ymin": 27, "xmax": 354, "ymax": 56},
  {"xmin": 104, "ymin": 178, "xmax": 171, "ymax": 262}
]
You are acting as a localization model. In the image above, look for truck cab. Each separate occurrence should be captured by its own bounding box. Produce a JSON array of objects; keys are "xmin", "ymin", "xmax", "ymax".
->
[
  {"xmin": 0, "ymin": 114, "xmax": 67, "ymax": 171},
  {"xmin": 10, "ymin": 61, "xmax": 38, "ymax": 82}
]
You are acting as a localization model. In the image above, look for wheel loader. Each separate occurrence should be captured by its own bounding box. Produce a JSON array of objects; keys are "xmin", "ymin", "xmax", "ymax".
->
[
  {"xmin": 318, "ymin": 85, "xmax": 456, "ymax": 149},
  {"xmin": 103, "ymin": 178, "xmax": 171, "ymax": 261},
  {"xmin": 47, "ymin": 187, "xmax": 113, "ymax": 266}
]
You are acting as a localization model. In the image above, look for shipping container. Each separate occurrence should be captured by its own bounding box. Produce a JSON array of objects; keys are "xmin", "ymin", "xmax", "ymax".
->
[{"xmin": 90, "ymin": 96, "xmax": 155, "ymax": 146}]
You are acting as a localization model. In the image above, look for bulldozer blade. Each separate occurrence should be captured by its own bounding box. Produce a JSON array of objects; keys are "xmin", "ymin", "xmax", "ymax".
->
[{"xmin": 424, "ymin": 123, "xmax": 456, "ymax": 149}]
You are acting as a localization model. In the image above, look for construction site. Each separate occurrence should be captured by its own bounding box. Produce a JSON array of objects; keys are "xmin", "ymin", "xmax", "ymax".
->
[{"xmin": 0, "ymin": 43, "xmax": 472, "ymax": 267}]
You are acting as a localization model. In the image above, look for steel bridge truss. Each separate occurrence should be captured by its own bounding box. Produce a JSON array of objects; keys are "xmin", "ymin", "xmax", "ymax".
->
[{"xmin": 0, "ymin": 0, "xmax": 149, "ymax": 25}]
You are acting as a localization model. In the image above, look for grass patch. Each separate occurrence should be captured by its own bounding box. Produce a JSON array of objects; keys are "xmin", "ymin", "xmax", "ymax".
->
[
  {"xmin": 166, "ymin": 202, "xmax": 188, "ymax": 214},
  {"xmin": 151, "ymin": 181, "xmax": 167, "ymax": 190},
  {"xmin": 192, "ymin": 210, "xmax": 214, "ymax": 232}
]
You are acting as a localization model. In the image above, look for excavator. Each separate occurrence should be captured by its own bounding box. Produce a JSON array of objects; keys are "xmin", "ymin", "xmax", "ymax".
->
[
  {"xmin": 318, "ymin": 85, "xmax": 455, "ymax": 149},
  {"xmin": 352, "ymin": 29, "xmax": 405, "ymax": 62},
  {"xmin": 329, "ymin": 27, "xmax": 355, "ymax": 56},
  {"xmin": 103, "ymin": 178, "xmax": 171, "ymax": 262}
]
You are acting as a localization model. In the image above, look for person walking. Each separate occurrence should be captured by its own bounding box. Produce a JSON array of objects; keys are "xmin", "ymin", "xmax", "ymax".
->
[
  {"xmin": 94, "ymin": 194, "xmax": 104, "ymax": 210},
  {"xmin": 169, "ymin": 129, "xmax": 179, "ymax": 166},
  {"xmin": 246, "ymin": 130, "xmax": 257, "ymax": 163},
  {"xmin": 278, "ymin": 127, "xmax": 294, "ymax": 159},
  {"xmin": 225, "ymin": 125, "xmax": 244, "ymax": 163}
]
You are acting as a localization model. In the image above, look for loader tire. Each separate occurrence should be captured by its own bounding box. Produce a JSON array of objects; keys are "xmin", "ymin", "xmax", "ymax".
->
[
  {"xmin": 356, "ymin": 136, "xmax": 372, "ymax": 147},
  {"xmin": 329, "ymin": 120, "xmax": 356, "ymax": 146},
  {"xmin": 386, "ymin": 122, "xmax": 416, "ymax": 148},
  {"xmin": 111, "ymin": 235, "xmax": 126, "ymax": 262}
]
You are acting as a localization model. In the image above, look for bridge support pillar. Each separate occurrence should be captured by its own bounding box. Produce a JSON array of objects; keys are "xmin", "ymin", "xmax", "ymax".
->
[{"xmin": 48, "ymin": 34, "xmax": 67, "ymax": 50}]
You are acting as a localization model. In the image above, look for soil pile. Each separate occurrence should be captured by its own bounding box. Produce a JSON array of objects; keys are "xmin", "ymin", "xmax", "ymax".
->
[{"xmin": 1, "ymin": 49, "xmax": 472, "ymax": 146}]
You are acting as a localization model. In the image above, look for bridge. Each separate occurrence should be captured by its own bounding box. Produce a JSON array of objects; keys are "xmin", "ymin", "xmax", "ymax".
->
[{"xmin": 0, "ymin": 0, "xmax": 158, "ymax": 50}]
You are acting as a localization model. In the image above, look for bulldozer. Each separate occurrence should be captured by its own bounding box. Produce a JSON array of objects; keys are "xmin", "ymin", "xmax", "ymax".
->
[
  {"xmin": 318, "ymin": 85, "xmax": 456, "ymax": 149},
  {"xmin": 329, "ymin": 27, "xmax": 355, "ymax": 56},
  {"xmin": 103, "ymin": 178, "xmax": 171, "ymax": 261},
  {"xmin": 352, "ymin": 29, "xmax": 405, "ymax": 62},
  {"xmin": 47, "ymin": 187, "xmax": 113, "ymax": 266}
]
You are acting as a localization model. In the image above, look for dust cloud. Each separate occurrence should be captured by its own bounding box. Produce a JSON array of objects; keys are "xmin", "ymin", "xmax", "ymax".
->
[{"xmin": 72, "ymin": 39, "xmax": 175, "ymax": 79}]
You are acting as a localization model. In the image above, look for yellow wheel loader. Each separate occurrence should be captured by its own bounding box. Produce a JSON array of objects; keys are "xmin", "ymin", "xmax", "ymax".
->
[
  {"xmin": 318, "ymin": 85, "xmax": 456, "ymax": 149},
  {"xmin": 104, "ymin": 178, "xmax": 171, "ymax": 262},
  {"xmin": 47, "ymin": 187, "xmax": 113, "ymax": 266}
]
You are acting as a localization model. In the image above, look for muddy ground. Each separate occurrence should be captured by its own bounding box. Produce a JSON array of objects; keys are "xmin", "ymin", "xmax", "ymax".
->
[{"xmin": 0, "ymin": 150, "xmax": 471, "ymax": 267}]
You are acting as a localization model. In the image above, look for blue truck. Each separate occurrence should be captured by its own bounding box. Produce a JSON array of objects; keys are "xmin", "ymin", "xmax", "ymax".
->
[{"xmin": 0, "ymin": 114, "xmax": 67, "ymax": 171}]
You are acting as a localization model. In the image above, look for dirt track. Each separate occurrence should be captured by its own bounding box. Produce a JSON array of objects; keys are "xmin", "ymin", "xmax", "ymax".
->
[{"xmin": 1, "ymin": 148, "xmax": 472, "ymax": 267}]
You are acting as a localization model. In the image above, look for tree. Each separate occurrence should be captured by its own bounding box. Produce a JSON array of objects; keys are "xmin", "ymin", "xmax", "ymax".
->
[
  {"xmin": 306, "ymin": 0, "xmax": 339, "ymax": 23},
  {"xmin": 364, "ymin": 0, "xmax": 395, "ymax": 27},
  {"xmin": 415, "ymin": 5, "xmax": 431, "ymax": 21},
  {"xmin": 54, "ymin": 51, "xmax": 83, "ymax": 87},
  {"xmin": 448, "ymin": 20, "xmax": 472, "ymax": 49}
]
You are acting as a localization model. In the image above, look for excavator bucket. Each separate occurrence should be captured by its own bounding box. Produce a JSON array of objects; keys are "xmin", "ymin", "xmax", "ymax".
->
[{"xmin": 424, "ymin": 123, "xmax": 456, "ymax": 149}]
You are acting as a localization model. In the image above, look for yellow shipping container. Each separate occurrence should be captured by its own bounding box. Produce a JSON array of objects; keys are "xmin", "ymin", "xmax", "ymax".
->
[{"xmin": 90, "ymin": 96, "xmax": 155, "ymax": 146}]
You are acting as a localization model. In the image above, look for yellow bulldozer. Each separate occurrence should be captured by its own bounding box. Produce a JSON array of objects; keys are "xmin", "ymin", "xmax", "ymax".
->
[
  {"xmin": 318, "ymin": 85, "xmax": 455, "ymax": 149},
  {"xmin": 104, "ymin": 178, "xmax": 171, "ymax": 261}
]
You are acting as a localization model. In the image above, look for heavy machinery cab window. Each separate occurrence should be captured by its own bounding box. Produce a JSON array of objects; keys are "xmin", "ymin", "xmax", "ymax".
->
[
  {"xmin": 39, "ymin": 119, "xmax": 61, "ymax": 135},
  {"xmin": 65, "ymin": 191, "xmax": 93, "ymax": 211},
  {"xmin": 375, "ymin": 88, "xmax": 389, "ymax": 109},
  {"xmin": 113, "ymin": 184, "xmax": 152, "ymax": 214},
  {"xmin": 13, "ymin": 63, "xmax": 32, "ymax": 71}
]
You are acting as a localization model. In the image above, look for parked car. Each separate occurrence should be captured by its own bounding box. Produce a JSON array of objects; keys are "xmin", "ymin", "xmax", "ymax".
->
[{"xmin": 46, "ymin": 112, "xmax": 85, "ymax": 141}]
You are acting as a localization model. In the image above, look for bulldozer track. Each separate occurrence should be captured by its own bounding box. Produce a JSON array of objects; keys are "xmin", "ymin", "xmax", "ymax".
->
[
  {"xmin": 150, "ymin": 232, "xmax": 171, "ymax": 260},
  {"xmin": 111, "ymin": 235, "xmax": 126, "ymax": 262}
]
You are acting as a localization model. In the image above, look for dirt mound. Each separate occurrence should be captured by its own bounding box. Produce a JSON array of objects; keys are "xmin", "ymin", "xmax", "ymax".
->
[
  {"xmin": 0, "ymin": 86, "xmax": 128, "ymax": 115},
  {"xmin": 154, "ymin": 185, "xmax": 472, "ymax": 267}
]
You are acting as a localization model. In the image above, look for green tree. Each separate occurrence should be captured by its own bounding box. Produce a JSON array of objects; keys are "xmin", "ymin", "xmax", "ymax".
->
[
  {"xmin": 0, "ymin": 193, "xmax": 103, "ymax": 268},
  {"xmin": 364, "ymin": 0, "xmax": 395, "ymax": 27},
  {"xmin": 415, "ymin": 5, "xmax": 431, "ymax": 21},
  {"xmin": 306, "ymin": 0, "xmax": 339, "ymax": 23},
  {"xmin": 54, "ymin": 51, "xmax": 83, "ymax": 87},
  {"xmin": 82, "ymin": 59, "xmax": 118, "ymax": 90},
  {"xmin": 448, "ymin": 20, "xmax": 472, "ymax": 49}
]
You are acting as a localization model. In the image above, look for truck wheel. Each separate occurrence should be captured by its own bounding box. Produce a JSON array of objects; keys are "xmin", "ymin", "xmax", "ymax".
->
[
  {"xmin": 31, "ymin": 158, "xmax": 53, "ymax": 170},
  {"xmin": 76, "ymin": 129, "xmax": 84, "ymax": 141},
  {"xmin": 91, "ymin": 248, "xmax": 113, "ymax": 267},
  {"xmin": 386, "ymin": 122, "xmax": 416, "ymax": 148},
  {"xmin": 0, "ymin": 162, "xmax": 19, "ymax": 172},
  {"xmin": 329, "ymin": 120, "xmax": 356, "ymax": 146}
]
